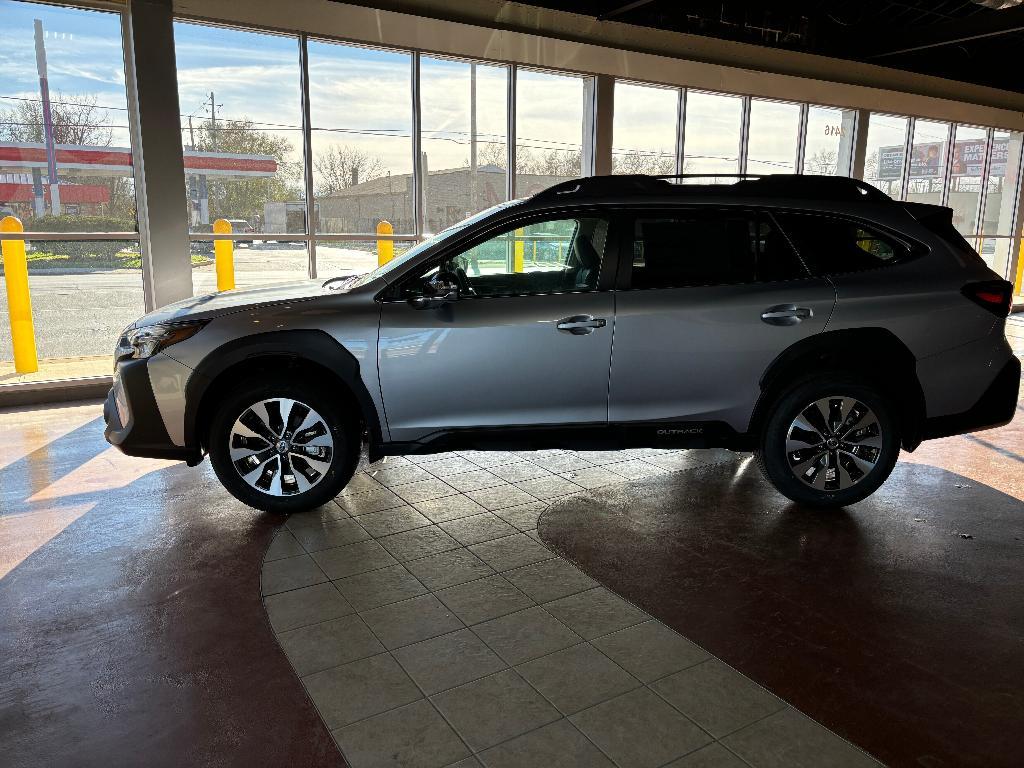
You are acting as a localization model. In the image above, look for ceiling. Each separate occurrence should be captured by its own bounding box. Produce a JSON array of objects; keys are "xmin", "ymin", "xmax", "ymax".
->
[{"xmin": 515, "ymin": 1, "xmax": 1024, "ymax": 94}]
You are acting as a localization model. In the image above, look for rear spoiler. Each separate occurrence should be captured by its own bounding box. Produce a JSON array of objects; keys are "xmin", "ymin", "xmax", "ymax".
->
[
  {"xmin": 902, "ymin": 201, "xmax": 984, "ymax": 266},
  {"xmin": 902, "ymin": 201, "xmax": 953, "ymax": 228}
]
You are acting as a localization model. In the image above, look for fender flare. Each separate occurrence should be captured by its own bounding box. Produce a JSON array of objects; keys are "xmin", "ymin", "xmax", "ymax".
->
[
  {"xmin": 750, "ymin": 327, "xmax": 925, "ymax": 449},
  {"xmin": 182, "ymin": 329, "xmax": 384, "ymax": 454}
]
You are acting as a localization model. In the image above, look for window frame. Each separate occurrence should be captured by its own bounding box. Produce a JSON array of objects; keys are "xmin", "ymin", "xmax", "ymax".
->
[
  {"xmin": 378, "ymin": 205, "xmax": 620, "ymax": 302},
  {"xmin": 767, "ymin": 208, "xmax": 925, "ymax": 277},
  {"xmin": 612, "ymin": 204, "xmax": 814, "ymax": 292}
]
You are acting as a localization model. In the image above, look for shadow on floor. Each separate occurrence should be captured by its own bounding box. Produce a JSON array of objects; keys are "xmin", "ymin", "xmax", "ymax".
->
[
  {"xmin": 0, "ymin": 412, "xmax": 345, "ymax": 768},
  {"xmin": 538, "ymin": 459, "xmax": 1024, "ymax": 768}
]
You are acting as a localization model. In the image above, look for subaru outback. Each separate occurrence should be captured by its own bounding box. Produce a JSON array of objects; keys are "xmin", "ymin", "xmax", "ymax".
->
[{"xmin": 104, "ymin": 175, "xmax": 1020, "ymax": 513}]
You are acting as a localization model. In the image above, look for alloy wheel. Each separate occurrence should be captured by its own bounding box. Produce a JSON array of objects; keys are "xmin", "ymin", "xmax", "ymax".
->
[
  {"xmin": 785, "ymin": 395, "xmax": 883, "ymax": 491},
  {"xmin": 228, "ymin": 398, "xmax": 334, "ymax": 496}
]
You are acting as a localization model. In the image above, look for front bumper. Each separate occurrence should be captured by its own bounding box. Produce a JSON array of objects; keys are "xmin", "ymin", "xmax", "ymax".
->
[
  {"xmin": 921, "ymin": 356, "xmax": 1021, "ymax": 440},
  {"xmin": 104, "ymin": 357, "xmax": 198, "ymax": 462}
]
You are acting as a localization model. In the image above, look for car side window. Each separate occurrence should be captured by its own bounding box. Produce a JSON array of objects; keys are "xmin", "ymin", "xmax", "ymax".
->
[
  {"xmin": 626, "ymin": 210, "xmax": 806, "ymax": 289},
  {"xmin": 772, "ymin": 212, "xmax": 909, "ymax": 275},
  {"xmin": 399, "ymin": 217, "xmax": 608, "ymax": 299}
]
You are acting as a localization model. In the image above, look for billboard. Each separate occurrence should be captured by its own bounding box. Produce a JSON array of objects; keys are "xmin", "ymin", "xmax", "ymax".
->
[{"xmin": 877, "ymin": 136, "xmax": 1010, "ymax": 180}]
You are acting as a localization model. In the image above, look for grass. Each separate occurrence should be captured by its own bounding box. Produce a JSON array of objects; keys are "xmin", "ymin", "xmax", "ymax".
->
[{"xmin": 7, "ymin": 250, "xmax": 213, "ymax": 271}]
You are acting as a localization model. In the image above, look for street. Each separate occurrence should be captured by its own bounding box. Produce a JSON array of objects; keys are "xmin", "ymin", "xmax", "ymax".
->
[{"xmin": 0, "ymin": 245, "xmax": 378, "ymax": 361}]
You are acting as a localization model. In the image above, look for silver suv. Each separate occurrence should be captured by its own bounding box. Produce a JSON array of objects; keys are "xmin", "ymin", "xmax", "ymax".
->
[{"xmin": 104, "ymin": 175, "xmax": 1020, "ymax": 513}]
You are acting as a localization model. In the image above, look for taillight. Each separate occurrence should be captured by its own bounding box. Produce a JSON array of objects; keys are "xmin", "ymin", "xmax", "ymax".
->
[{"xmin": 962, "ymin": 280, "xmax": 1013, "ymax": 317}]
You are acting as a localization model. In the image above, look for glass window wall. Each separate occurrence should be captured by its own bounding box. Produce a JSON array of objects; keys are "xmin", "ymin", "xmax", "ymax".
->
[
  {"xmin": 682, "ymin": 91, "xmax": 742, "ymax": 179},
  {"xmin": 979, "ymin": 130, "xmax": 1023, "ymax": 274},
  {"xmin": 419, "ymin": 57, "xmax": 507, "ymax": 232},
  {"xmin": 0, "ymin": 0, "xmax": 142, "ymax": 380},
  {"xmin": 611, "ymin": 82, "xmax": 677, "ymax": 176},
  {"xmin": 864, "ymin": 114, "xmax": 909, "ymax": 198},
  {"xmin": 309, "ymin": 41, "xmax": 414, "ymax": 237},
  {"xmin": 803, "ymin": 105, "xmax": 855, "ymax": 176},
  {"xmin": 746, "ymin": 99, "xmax": 799, "ymax": 175},
  {"xmin": 515, "ymin": 69, "xmax": 586, "ymax": 196},
  {"xmin": 905, "ymin": 119, "xmax": 948, "ymax": 206},
  {"xmin": 174, "ymin": 22, "xmax": 307, "ymax": 290},
  {"xmin": 983, "ymin": 130, "xmax": 1022, "ymax": 237},
  {"xmin": 948, "ymin": 125, "xmax": 987, "ymax": 238}
]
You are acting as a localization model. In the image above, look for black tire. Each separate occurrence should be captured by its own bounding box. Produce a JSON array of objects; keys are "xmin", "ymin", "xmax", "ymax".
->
[
  {"xmin": 207, "ymin": 376, "xmax": 359, "ymax": 514},
  {"xmin": 754, "ymin": 376, "xmax": 899, "ymax": 508}
]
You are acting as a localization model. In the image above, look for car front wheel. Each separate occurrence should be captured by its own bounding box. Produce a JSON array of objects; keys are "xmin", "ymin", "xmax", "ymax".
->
[
  {"xmin": 755, "ymin": 377, "xmax": 899, "ymax": 508},
  {"xmin": 208, "ymin": 378, "xmax": 358, "ymax": 514}
]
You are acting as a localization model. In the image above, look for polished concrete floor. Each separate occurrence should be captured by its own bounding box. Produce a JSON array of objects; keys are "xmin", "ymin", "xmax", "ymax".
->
[
  {"xmin": 541, "ymin": 460, "xmax": 1024, "ymax": 768},
  {"xmin": 261, "ymin": 447, "xmax": 879, "ymax": 768},
  {"xmin": 0, "ymin": 321, "xmax": 1021, "ymax": 767}
]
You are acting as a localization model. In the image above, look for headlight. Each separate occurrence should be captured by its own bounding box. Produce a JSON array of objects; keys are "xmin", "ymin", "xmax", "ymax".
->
[{"xmin": 114, "ymin": 321, "xmax": 206, "ymax": 363}]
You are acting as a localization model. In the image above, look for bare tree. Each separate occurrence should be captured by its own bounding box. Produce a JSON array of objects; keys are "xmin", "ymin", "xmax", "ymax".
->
[
  {"xmin": 611, "ymin": 149, "xmax": 676, "ymax": 176},
  {"xmin": 314, "ymin": 145, "xmax": 384, "ymax": 195},
  {"xmin": 864, "ymin": 151, "xmax": 879, "ymax": 181},
  {"xmin": 0, "ymin": 92, "xmax": 114, "ymax": 146},
  {"xmin": 473, "ymin": 141, "xmax": 507, "ymax": 169},
  {"xmin": 511, "ymin": 147, "xmax": 582, "ymax": 177},
  {"xmin": 805, "ymin": 148, "xmax": 839, "ymax": 176}
]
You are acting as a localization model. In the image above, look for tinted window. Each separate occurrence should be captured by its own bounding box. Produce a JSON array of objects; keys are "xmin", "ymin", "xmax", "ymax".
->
[
  {"xmin": 627, "ymin": 211, "xmax": 805, "ymax": 289},
  {"xmin": 398, "ymin": 217, "xmax": 608, "ymax": 299},
  {"xmin": 773, "ymin": 212, "xmax": 910, "ymax": 275}
]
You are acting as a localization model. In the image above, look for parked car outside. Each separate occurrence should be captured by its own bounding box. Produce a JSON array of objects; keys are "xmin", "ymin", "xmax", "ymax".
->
[{"xmin": 224, "ymin": 218, "xmax": 254, "ymax": 245}]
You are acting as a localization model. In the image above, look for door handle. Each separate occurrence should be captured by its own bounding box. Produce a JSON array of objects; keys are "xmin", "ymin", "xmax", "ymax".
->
[
  {"xmin": 761, "ymin": 305, "xmax": 812, "ymax": 326},
  {"xmin": 556, "ymin": 315, "xmax": 606, "ymax": 335}
]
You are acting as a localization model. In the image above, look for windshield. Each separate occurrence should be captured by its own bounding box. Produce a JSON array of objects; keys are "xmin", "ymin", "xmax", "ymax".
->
[{"xmin": 341, "ymin": 201, "xmax": 522, "ymax": 289}]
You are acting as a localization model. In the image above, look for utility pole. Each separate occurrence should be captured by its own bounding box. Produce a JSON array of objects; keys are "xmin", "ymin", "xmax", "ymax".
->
[
  {"xmin": 198, "ymin": 92, "xmax": 219, "ymax": 224},
  {"xmin": 208, "ymin": 91, "xmax": 217, "ymax": 151},
  {"xmin": 34, "ymin": 19, "xmax": 60, "ymax": 216},
  {"xmin": 187, "ymin": 114, "xmax": 197, "ymax": 226}
]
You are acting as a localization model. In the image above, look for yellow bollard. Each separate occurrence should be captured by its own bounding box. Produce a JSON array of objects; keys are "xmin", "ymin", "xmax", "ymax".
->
[
  {"xmin": 532, "ymin": 240, "xmax": 537, "ymax": 265},
  {"xmin": 1, "ymin": 216, "xmax": 39, "ymax": 374},
  {"xmin": 1014, "ymin": 237, "xmax": 1024, "ymax": 297},
  {"xmin": 377, "ymin": 220, "xmax": 394, "ymax": 267},
  {"xmin": 213, "ymin": 219, "xmax": 235, "ymax": 291},
  {"xmin": 513, "ymin": 228, "xmax": 524, "ymax": 273}
]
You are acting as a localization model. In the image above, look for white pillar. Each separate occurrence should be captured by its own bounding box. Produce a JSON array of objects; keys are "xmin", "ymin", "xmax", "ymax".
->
[
  {"xmin": 125, "ymin": 0, "xmax": 193, "ymax": 310},
  {"xmin": 583, "ymin": 74, "xmax": 614, "ymax": 177},
  {"xmin": 849, "ymin": 109, "xmax": 870, "ymax": 180}
]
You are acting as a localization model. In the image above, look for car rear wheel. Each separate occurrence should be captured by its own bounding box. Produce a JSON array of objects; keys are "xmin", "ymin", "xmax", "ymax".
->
[
  {"xmin": 208, "ymin": 378, "xmax": 358, "ymax": 514},
  {"xmin": 755, "ymin": 377, "xmax": 899, "ymax": 508}
]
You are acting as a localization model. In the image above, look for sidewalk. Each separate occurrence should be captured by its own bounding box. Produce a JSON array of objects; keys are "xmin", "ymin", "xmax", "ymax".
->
[{"xmin": 0, "ymin": 355, "xmax": 110, "ymax": 385}]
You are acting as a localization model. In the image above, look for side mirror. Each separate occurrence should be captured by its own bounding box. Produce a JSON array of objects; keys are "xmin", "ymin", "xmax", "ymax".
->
[{"xmin": 408, "ymin": 272, "xmax": 460, "ymax": 310}]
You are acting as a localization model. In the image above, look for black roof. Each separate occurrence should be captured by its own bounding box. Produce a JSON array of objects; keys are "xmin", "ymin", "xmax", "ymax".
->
[
  {"xmin": 514, "ymin": 1, "xmax": 1024, "ymax": 95},
  {"xmin": 531, "ymin": 174, "xmax": 891, "ymax": 203}
]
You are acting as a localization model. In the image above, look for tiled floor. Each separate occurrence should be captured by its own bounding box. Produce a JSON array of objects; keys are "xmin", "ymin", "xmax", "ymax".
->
[{"xmin": 262, "ymin": 448, "xmax": 881, "ymax": 768}]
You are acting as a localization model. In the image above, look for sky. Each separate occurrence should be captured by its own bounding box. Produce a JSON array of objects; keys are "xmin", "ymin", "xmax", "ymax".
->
[
  {"xmin": 0, "ymin": 1, "xmax": 132, "ymax": 145},
  {"xmin": 2, "ymin": 0, "xmax": 1001, "ymax": 190},
  {"xmin": 1, "ymin": 0, "xmax": 793, "ymax": 183}
]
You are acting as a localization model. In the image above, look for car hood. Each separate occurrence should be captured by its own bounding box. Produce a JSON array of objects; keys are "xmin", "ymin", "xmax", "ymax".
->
[{"xmin": 133, "ymin": 279, "xmax": 340, "ymax": 327}]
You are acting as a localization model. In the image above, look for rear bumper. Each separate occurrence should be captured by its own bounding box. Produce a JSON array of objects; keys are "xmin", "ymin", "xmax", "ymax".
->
[
  {"xmin": 921, "ymin": 356, "xmax": 1020, "ymax": 440},
  {"xmin": 104, "ymin": 358, "xmax": 198, "ymax": 462}
]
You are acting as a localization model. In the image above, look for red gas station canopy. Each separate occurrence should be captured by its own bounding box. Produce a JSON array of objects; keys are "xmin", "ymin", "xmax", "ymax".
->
[{"xmin": 0, "ymin": 142, "xmax": 278, "ymax": 178}]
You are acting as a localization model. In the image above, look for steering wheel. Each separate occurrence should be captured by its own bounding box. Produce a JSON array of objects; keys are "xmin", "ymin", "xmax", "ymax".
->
[{"xmin": 453, "ymin": 266, "xmax": 476, "ymax": 296}]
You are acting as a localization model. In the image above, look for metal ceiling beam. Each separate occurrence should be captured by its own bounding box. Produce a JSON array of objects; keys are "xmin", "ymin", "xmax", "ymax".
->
[
  {"xmin": 597, "ymin": 0, "xmax": 657, "ymax": 22},
  {"xmin": 867, "ymin": 3, "xmax": 1024, "ymax": 57}
]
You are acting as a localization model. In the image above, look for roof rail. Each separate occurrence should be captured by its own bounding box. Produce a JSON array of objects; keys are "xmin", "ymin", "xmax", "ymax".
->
[
  {"xmin": 655, "ymin": 174, "xmax": 763, "ymax": 180},
  {"xmin": 531, "ymin": 173, "xmax": 890, "ymax": 203},
  {"xmin": 531, "ymin": 175, "xmax": 672, "ymax": 199},
  {"xmin": 728, "ymin": 174, "xmax": 890, "ymax": 202}
]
